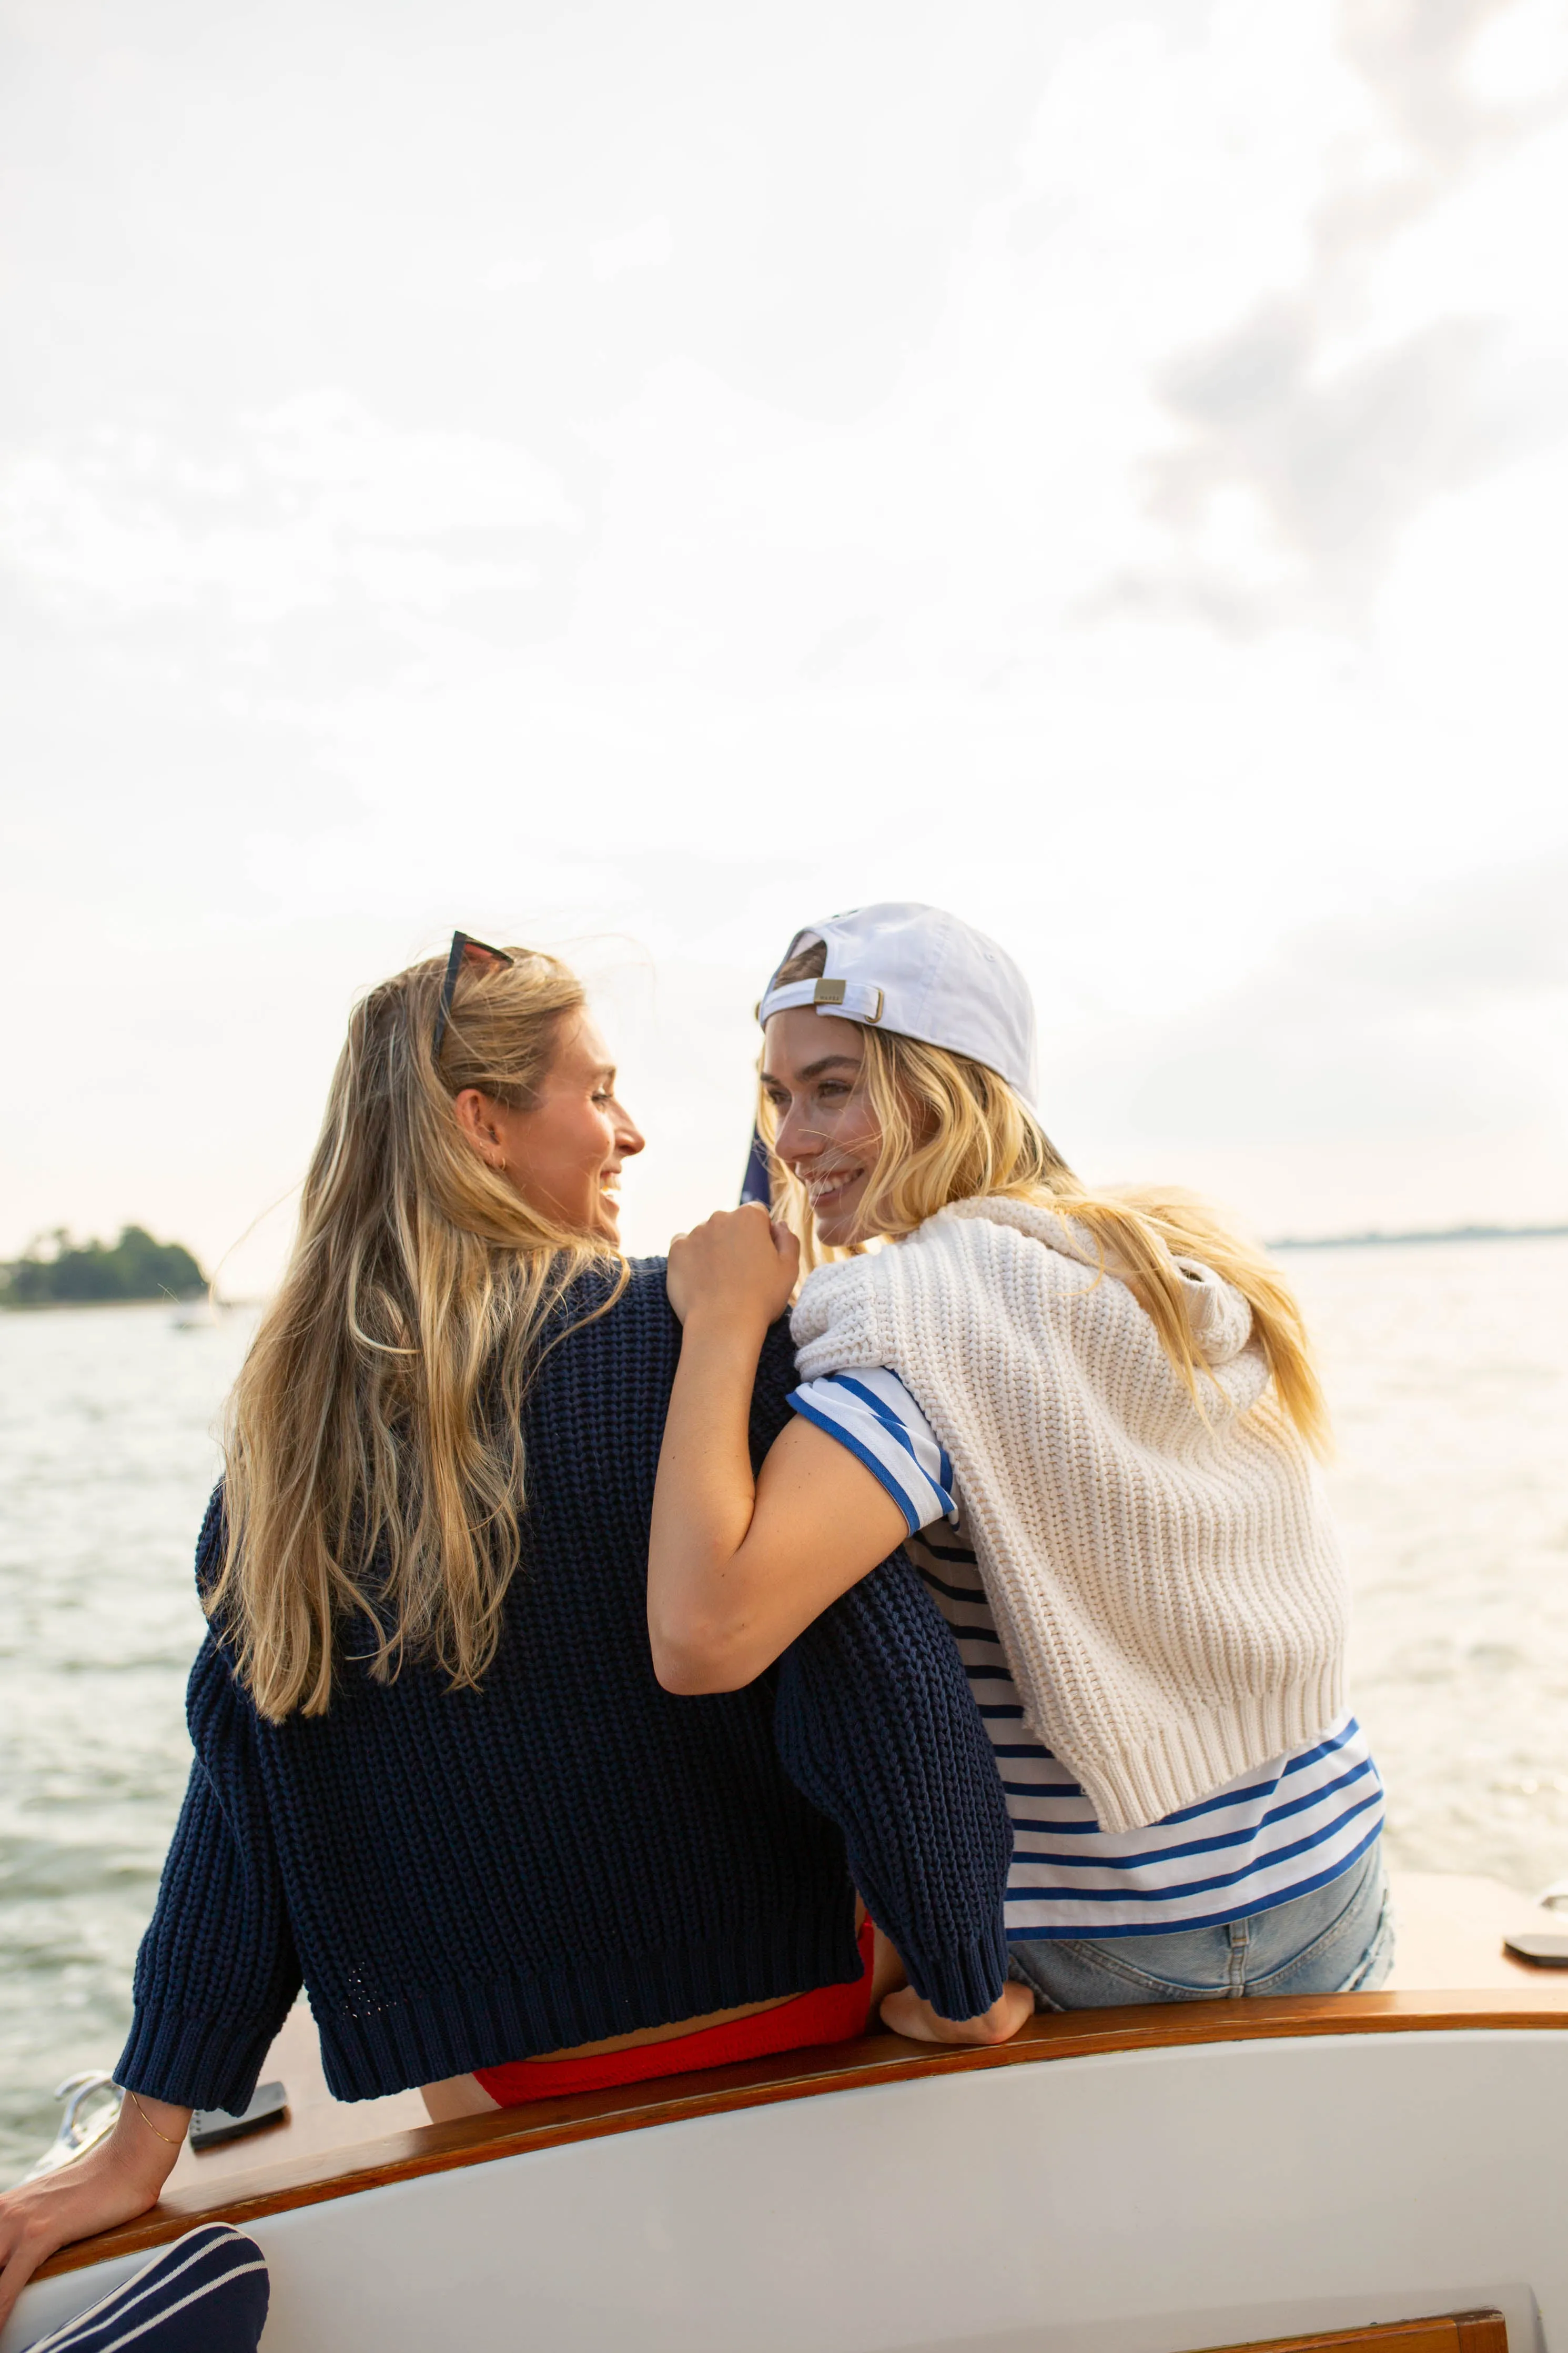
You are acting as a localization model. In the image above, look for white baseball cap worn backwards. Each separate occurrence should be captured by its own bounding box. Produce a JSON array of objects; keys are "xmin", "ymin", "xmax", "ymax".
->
[{"xmin": 758, "ymin": 901, "xmax": 1040, "ymax": 1107}]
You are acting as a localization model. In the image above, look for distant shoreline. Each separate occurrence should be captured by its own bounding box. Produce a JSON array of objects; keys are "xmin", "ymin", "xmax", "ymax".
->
[
  {"xmin": 5, "ymin": 1227, "xmax": 1565, "ymax": 1309},
  {"xmin": 0, "ymin": 1294, "xmax": 228, "ymax": 1315},
  {"xmin": 1268, "ymin": 1223, "xmax": 1568, "ymax": 1252}
]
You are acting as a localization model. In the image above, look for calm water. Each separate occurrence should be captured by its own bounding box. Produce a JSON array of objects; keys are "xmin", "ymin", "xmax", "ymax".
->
[{"xmin": 2, "ymin": 1238, "xmax": 1566, "ymax": 2176}]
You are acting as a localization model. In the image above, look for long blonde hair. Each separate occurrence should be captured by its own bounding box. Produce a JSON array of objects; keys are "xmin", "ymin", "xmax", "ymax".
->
[
  {"xmin": 763, "ymin": 943, "xmax": 1329, "ymax": 1456},
  {"xmin": 211, "ymin": 946, "xmax": 626, "ymax": 1722}
]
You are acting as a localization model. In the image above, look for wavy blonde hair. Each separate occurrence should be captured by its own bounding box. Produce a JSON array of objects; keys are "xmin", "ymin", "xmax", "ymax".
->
[
  {"xmin": 211, "ymin": 946, "xmax": 626, "ymax": 1722},
  {"xmin": 762, "ymin": 942, "xmax": 1329, "ymax": 1456}
]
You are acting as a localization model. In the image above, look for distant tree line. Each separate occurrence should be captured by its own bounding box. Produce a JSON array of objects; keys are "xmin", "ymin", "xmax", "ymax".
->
[{"xmin": 0, "ymin": 1226, "xmax": 207, "ymax": 1308}]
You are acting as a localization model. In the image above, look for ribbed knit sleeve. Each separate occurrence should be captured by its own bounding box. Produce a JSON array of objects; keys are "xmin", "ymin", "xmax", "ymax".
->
[
  {"xmin": 747, "ymin": 1317, "xmax": 1013, "ymax": 2019},
  {"xmin": 116, "ymin": 1498, "xmax": 302, "ymax": 2112},
  {"xmin": 774, "ymin": 1558, "xmax": 1013, "ymax": 2021}
]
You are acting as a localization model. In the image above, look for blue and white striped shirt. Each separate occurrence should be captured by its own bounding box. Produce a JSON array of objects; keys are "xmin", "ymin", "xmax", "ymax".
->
[{"xmin": 790, "ymin": 1367, "xmax": 1384, "ymax": 1941}]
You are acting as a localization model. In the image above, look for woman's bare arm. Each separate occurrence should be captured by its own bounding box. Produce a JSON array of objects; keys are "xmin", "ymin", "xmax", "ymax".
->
[
  {"xmin": 649, "ymin": 1205, "xmax": 909, "ymax": 1694},
  {"xmin": 651, "ymin": 1206, "xmax": 1034, "ymax": 2046},
  {"xmin": 0, "ymin": 2091, "xmax": 190, "ymax": 2329}
]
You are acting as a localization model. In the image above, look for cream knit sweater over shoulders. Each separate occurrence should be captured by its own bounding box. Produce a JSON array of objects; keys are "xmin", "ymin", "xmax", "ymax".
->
[{"xmin": 792, "ymin": 1198, "xmax": 1349, "ymax": 1835}]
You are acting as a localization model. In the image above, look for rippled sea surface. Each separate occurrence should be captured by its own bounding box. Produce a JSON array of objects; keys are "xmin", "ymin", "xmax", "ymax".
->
[{"xmin": 2, "ymin": 1237, "xmax": 1566, "ymax": 2176}]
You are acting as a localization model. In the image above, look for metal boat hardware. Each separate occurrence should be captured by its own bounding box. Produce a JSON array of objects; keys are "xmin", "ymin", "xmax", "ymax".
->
[{"xmin": 20, "ymin": 2072, "xmax": 122, "ymax": 2183}]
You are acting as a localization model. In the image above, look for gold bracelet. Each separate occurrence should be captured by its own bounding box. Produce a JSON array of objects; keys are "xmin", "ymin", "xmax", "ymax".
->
[{"xmin": 123, "ymin": 2087, "xmax": 184, "ymax": 2148}]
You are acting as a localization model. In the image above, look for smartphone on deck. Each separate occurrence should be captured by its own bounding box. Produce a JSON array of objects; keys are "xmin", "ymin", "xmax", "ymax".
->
[
  {"xmin": 1501, "ymin": 1932, "xmax": 1568, "ymax": 1968},
  {"xmin": 188, "ymin": 2079, "xmax": 289, "ymax": 2149}
]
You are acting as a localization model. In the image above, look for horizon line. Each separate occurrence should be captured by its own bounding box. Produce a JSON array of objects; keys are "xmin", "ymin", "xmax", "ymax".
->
[{"xmin": 1267, "ymin": 1222, "xmax": 1568, "ymax": 1251}]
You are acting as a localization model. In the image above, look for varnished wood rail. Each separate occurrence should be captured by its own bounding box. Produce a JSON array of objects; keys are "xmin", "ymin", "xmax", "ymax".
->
[
  {"xmin": 37, "ymin": 1983, "xmax": 1568, "ymax": 2280},
  {"xmin": 1193, "ymin": 2311, "xmax": 1506, "ymax": 2352}
]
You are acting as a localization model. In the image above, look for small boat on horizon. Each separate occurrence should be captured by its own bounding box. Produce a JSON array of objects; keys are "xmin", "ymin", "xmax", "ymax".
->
[{"xmin": 168, "ymin": 1295, "xmax": 225, "ymax": 1331}]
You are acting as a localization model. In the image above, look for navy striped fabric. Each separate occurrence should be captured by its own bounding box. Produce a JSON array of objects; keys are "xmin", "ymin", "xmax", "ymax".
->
[
  {"xmin": 791, "ymin": 1369, "xmax": 1385, "ymax": 1940},
  {"xmin": 24, "ymin": 2225, "xmax": 267, "ymax": 2352}
]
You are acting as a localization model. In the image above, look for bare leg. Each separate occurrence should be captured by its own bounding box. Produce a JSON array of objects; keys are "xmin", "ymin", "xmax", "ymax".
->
[
  {"xmin": 420, "ymin": 2073, "xmax": 501, "ymax": 2122},
  {"xmin": 871, "ymin": 1923, "xmax": 908, "ymax": 2011}
]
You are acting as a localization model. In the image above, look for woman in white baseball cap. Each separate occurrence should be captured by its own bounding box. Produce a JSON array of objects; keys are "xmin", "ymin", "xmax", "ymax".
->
[{"xmin": 648, "ymin": 902, "xmax": 1390, "ymax": 2037}]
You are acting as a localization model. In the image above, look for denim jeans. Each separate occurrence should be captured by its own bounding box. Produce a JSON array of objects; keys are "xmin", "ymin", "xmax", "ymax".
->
[{"xmin": 1008, "ymin": 1837, "xmax": 1394, "ymax": 2009}]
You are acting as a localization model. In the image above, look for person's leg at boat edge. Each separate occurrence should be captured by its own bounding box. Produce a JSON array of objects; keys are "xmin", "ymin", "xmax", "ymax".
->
[{"xmin": 17, "ymin": 2221, "xmax": 267, "ymax": 2353}]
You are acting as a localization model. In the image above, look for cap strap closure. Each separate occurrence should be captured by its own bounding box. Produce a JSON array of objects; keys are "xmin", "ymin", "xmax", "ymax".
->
[{"xmin": 759, "ymin": 977, "xmax": 885, "ymax": 1025}]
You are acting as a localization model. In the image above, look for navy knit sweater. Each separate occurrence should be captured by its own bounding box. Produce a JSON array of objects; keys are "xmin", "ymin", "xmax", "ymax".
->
[{"xmin": 118, "ymin": 1264, "xmax": 1011, "ymax": 2109}]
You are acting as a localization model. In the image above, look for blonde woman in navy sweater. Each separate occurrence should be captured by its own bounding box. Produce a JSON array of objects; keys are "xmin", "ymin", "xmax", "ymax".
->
[{"xmin": 0, "ymin": 935, "xmax": 1010, "ymax": 2325}]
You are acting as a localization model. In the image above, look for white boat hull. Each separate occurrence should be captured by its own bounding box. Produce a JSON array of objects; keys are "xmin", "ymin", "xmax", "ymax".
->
[{"xmin": 10, "ymin": 2024, "xmax": 1566, "ymax": 2353}]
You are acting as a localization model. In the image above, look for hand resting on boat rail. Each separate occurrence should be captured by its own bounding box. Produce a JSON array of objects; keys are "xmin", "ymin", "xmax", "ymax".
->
[{"xmin": 0, "ymin": 2087, "xmax": 191, "ymax": 2329}]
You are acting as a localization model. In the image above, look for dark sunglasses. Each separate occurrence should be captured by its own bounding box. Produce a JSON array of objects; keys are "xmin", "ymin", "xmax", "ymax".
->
[{"xmin": 432, "ymin": 931, "xmax": 516, "ymax": 1058}]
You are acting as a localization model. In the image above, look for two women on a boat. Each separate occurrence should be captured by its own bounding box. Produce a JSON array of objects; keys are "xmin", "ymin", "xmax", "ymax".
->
[{"xmin": 0, "ymin": 900, "xmax": 1388, "ymax": 2321}]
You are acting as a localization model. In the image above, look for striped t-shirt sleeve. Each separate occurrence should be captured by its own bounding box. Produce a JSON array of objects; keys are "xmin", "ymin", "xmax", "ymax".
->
[{"xmin": 787, "ymin": 1369, "xmax": 958, "ymax": 1535}]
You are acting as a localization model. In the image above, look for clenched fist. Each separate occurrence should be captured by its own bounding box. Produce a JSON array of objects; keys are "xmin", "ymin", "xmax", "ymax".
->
[{"xmin": 665, "ymin": 1203, "xmax": 801, "ymax": 1333}]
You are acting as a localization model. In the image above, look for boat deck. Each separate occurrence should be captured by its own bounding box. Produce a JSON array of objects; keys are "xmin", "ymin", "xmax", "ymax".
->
[{"xmin": 34, "ymin": 1871, "xmax": 1568, "ymax": 2286}]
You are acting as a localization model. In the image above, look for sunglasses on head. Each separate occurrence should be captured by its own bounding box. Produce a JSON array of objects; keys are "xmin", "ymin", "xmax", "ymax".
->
[{"xmin": 432, "ymin": 931, "xmax": 515, "ymax": 1058}]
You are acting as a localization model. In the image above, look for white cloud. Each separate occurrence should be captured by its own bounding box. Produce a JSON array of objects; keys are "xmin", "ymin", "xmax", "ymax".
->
[
  {"xmin": 1045, "ymin": 855, "xmax": 1568, "ymax": 1233},
  {"xmin": 4, "ymin": 1, "xmax": 1567, "ymax": 1273},
  {"xmin": 1101, "ymin": 0, "xmax": 1568, "ymax": 627},
  {"xmin": 1464, "ymin": 0, "xmax": 1568, "ymax": 107},
  {"xmin": 250, "ymin": 390, "xmax": 580, "ymax": 535},
  {"xmin": 482, "ymin": 256, "xmax": 547, "ymax": 291},
  {"xmin": 0, "ymin": 391, "xmax": 578, "ymax": 621},
  {"xmin": 591, "ymin": 215, "xmax": 673, "ymax": 280}
]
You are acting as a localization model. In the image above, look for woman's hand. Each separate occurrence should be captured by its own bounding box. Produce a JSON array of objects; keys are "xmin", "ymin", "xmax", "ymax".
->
[
  {"xmin": 879, "ymin": 1980, "xmax": 1035, "ymax": 2048},
  {"xmin": 0, "ymin": 2091, "xmax": 190, "ymax": 2328},
  {"xmin": 665, "ymin": 1204, "xmax": 800, "ymax": 1333}
]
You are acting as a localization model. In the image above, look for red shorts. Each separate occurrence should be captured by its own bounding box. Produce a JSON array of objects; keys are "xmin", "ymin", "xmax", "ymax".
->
[{"xmin": 474, "ymin": 1920, "xmax": 876, "ymax": 2108}]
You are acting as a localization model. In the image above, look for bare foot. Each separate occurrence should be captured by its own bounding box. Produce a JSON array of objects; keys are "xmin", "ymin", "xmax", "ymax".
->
[{"xmin": 879, "ymin": 1980, "xmax": 1035, "ymax": 2047}]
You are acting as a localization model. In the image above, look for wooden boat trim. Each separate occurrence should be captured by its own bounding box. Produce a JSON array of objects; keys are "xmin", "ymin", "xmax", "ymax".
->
[
  {"xmin": 39, "ymin": 1984, "xmax": 1568, "ymax": 2280},
  {"xmin": 1195, "ymin": 2314, "xmax": 1507, "ymax": 2351}
]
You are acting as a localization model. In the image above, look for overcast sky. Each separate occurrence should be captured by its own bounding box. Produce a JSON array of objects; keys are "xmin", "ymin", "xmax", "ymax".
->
[{"xmin": 4, "ymin": 0, "xmax": 1566, "ymax": 1288}]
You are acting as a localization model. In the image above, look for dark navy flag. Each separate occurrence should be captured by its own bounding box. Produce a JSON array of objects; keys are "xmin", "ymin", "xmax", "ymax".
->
[
  {"xmin": 24, "ymin": 2224, "xmax": 267, "ymax": 2353},
  {"xmin": 740, "ymin": 1125, "xmax": 772, "ymax": 1206}
]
